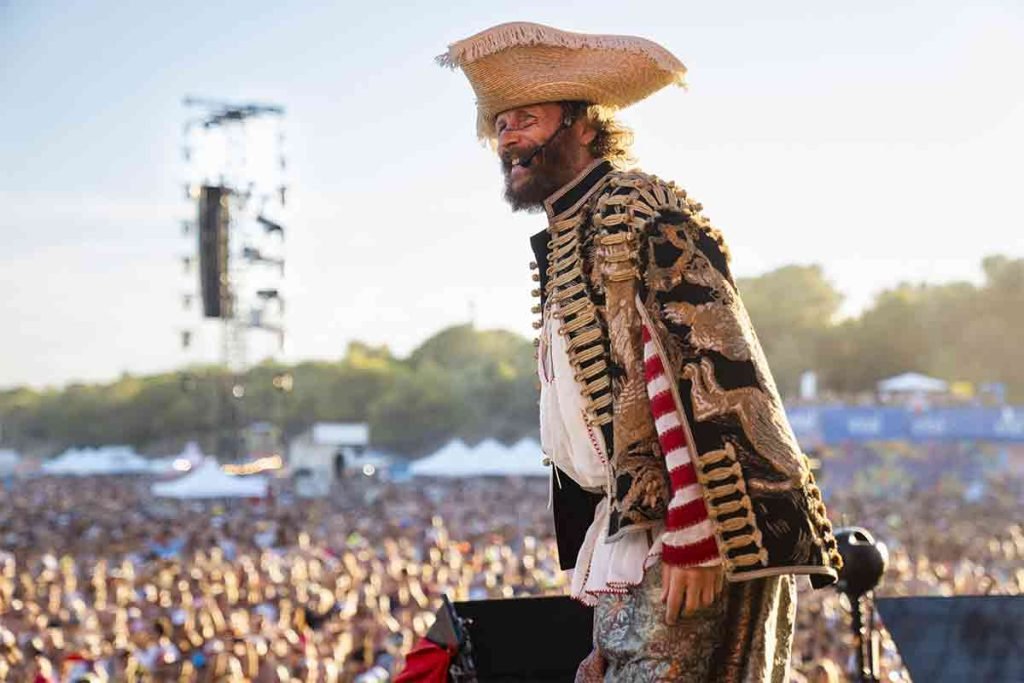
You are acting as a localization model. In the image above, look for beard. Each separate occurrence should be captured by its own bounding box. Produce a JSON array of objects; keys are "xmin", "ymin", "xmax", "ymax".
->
[{"xmin": 501, "ymin": 130, "xmax": 582, "ymax": 213}]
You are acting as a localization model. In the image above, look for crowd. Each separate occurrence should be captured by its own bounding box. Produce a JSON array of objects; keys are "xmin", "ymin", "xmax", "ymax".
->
[{"xmin": 0, "ymin": 451, "xmax": 1020, "ymax": 682}]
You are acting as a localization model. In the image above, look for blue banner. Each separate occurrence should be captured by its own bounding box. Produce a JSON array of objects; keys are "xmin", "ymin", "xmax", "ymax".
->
[{"xmin": 784, "ymin": 405, "xmax": 1024, "ymax": 444}]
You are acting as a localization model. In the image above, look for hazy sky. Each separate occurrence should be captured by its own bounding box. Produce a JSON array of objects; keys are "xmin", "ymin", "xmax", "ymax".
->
[{"xmin": 1, "ymin": 1, "xmax": 1021, "ymax": 389}]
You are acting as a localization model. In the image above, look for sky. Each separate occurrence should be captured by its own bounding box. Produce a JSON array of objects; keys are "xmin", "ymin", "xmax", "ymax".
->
[{"xmin": 1, "ymin": 0, "xmax": 1021, "ymax": 389}]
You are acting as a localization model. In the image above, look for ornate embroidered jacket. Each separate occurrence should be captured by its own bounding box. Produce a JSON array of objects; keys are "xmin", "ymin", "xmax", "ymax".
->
[{"xmin": 530, "ymin": 159, "xmax": 842, "ymax": 586}]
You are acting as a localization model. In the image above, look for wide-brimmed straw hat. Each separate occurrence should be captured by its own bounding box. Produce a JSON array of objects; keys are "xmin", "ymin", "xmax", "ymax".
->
[{"xmin": 438, "ymin": 22, "xmax": 687, "ymax": 140}]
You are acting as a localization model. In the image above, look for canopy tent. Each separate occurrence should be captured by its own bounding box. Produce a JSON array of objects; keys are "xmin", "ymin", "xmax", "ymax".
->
[
  {"xmin": 409, "ymin": 438, "xmax": 548, "ymax": 477},
  {"xmin": 177, "ymin": 441, "xmax": 206, "ymax": 464},
  {"xmin": 148, "ymin": 441, "xmax": 210, "ymax": 475},
  {"xmin": 495, "ymin": 437, "xmax": 548, "ymax": 476},
  {"xmin": 151, "ymin": 458, "xmax": 267, "ymax": 499},
  {"xmin": 475, "ymin": 437, "xmax": 548, "ymax": 476},
  {"xmin": 408, "ymin": 439, "xmax": 476, "ymax": 477},
  {"xmin": 0, "ymin": 449, "xmax": 21, "ymax": 476},
  {"xmin": 878, "ymin": 373, "xmax": 949, "ymax": 394},
  {"xmin": 42, "ymin": 446, "xmax": 150, "ymax": 476},
  {"xmin": 471, "ymin": 438, "xmax": 514, "ymax": 476}
]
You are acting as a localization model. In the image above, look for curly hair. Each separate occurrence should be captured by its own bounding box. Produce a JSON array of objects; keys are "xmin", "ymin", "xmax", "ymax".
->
[{"xmin": 561, "ymin": 101, "xmax": 635, "ymax": 167}]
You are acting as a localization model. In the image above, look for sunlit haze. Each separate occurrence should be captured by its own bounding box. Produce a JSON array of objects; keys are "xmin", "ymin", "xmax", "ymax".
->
[{"xmin": 1, "ymin": 0, "xmax": 1021, "ymax": 388}]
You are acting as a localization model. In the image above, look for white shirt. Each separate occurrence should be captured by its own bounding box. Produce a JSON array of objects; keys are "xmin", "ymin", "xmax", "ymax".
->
[{"xmin": 538, "ymin": 302, "xmax": 663, "ymax": 606}]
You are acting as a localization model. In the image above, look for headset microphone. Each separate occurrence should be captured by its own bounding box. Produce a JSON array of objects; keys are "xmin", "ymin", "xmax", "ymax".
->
[{"xmin": 510, "ymin": 116, "xmax": 573, "ymax": 169}]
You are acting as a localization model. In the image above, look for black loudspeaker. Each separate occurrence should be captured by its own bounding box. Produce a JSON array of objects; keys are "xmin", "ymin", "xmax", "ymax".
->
[
  {"xmin": 876, "ymin": 595, "xmax": 1023, "ymax": 683},
  {"xmin": 450, "ymin": 596, "xmax": 593, "ymax": 682},
  {"xmin": 198, "ymin": 185, "xmax": 231, "ymax": 318}
]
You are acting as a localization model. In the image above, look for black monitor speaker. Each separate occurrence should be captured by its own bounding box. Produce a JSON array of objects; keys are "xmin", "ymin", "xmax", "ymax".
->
[
  {"xmin": 198, "ymin": 185, "xmax": 231, "ymax": 318},
  {"xmin": 876, "ymin": 595, "xmax": 1023, "ymax": 683},
  {"xmin": 450, "ymin": 595, "xmax": 593, "ymax": 682}
]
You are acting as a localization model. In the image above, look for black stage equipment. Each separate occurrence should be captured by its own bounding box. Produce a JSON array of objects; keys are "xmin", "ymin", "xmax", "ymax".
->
[
  {"xmin": 876, "ymin": 595, "xmax": 1023, "ymax": 683},
  {"xmin": 256, "ymin": 288, "xmax": 280, "ymax": 300},
  {"xmin": 198, "ymin": 185, "xmax": 231, "ymax": 318},
  {"xmin": 423, "ymin": 595, "xmax": 476, "ymax": 681},
  {"xmin": 444, "ymin": 595, "xmax": 593, "ymax": 682},
  {"xmin": 257, "ymin": 213, "xmax": 284, "ymax": 235},
  {"xmin": 834, "ymin": 527, "xmax": 889, "ymax": 683}
]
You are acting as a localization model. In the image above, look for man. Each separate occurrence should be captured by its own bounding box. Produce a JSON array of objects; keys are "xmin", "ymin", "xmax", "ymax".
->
[{"xmin": 440, "ymin": 22, "xmax": 842, "ymax": 681}]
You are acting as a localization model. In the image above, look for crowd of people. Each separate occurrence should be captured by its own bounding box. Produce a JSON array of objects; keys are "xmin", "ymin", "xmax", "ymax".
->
[{"xmin": 0, "ymin": 449, "xmax": 1021, "ymax": 681}]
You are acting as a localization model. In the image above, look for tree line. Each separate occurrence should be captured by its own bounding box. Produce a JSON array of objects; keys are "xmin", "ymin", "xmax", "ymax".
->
[{"xmin": 1, "ymin": 256, "xmax": 1021, "ymax": 457}]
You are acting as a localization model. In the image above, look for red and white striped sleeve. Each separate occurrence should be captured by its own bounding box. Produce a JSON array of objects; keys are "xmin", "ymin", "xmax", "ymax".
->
[{"xmin": 642, "ymin": 324, "xmax": 721, "ymax": 567}]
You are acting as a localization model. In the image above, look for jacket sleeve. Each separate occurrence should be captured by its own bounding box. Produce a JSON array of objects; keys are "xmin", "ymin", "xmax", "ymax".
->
[
  {"xmin": 593, "ymin": 174, "xmax": 720, "ymax": 566},
  {"xmin": 634, "ymin": 188, "xmax": 739, "ymax": 568},
  {"xmin": 599, "ymin": 172, "xmax": 842, "ymax": 580}
]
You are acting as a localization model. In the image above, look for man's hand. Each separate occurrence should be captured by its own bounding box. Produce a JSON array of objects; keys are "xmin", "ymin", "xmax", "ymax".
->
[{"xmin": 660, "ymin": 562, "xmax": 724, "ymax": 625}]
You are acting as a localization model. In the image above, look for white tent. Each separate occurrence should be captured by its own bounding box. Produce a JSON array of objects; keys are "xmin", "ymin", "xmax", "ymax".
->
[
  {"xmin": 409, "ymin": 438, "xmax": 548, "ymax": 477},
  {"xmin": 474, "ymin": 437, "xmax": 548, "ymax": 476},
  {"xmin": 504, "ymin": 438, "xmax": 549, "ymax": 476},
  {"xmin": 149, "ymin": 441, "xmax": 209, "ymax": 475},
  {"xmin": 42, "ymin": 446, "xmax": 150, "ymax": 476},
  {"xmin": 471, "ymin": 438, "xmax": 512, "ymax": 475},
  {"xmin": 409, "ymin": 439, "xmax": 476, "ymax": 477},
  {"xmin": 877, "ymin": 372, "xmax": 949, "ymax": 394},
  {"xmin": 0, "ymin": 449, "xmax": 21, "ymax": 476},
  {"xmin": 178, "ymin": 441, "xmax": 206, "ymax": 464},
  {"xmin": 151, "ymin": 458, "xmax": 268, "ymax": 499}
]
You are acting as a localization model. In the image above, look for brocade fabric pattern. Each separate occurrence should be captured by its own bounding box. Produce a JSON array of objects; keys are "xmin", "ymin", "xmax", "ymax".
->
[{"xmin": 587, "ymin": 567, "xmax": 796, "ymax": 682}]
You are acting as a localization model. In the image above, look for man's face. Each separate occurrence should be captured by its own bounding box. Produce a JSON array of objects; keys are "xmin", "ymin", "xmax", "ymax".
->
[{"xmin": 496, "ymin": 103, "xmax": 591, "ymax": 213}]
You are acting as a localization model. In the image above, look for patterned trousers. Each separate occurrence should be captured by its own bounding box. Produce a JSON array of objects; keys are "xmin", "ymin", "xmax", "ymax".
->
[{"xmin": 578, "ymin": 565, "xmax": 796, "ymax": 682}]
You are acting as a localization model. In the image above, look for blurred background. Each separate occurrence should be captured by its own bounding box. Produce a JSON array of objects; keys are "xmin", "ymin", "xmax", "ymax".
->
[{"xmin": 0, "ymin": 1, "xmax": 1021, "ymax": 681}]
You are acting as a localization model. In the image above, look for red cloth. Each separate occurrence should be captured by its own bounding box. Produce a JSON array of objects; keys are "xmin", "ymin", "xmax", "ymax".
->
[
  {"xmin": 642, "ymin": 323, "xmax": 720, "ymax": 567},
  {"xmin": 394, "ymin": 637, "xmax": 454, "ymax": 683}
]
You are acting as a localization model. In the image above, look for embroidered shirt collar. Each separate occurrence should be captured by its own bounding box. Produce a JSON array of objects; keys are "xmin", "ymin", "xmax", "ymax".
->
[
  {"xmin": 543, "ymin": 158, "xmax": 614, "ymax": 220},
  {"xmin": 529, "ymin": 159, "xmax": 614, "ymax": 302}
]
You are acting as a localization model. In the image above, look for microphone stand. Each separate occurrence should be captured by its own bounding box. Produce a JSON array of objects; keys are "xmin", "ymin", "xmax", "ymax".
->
[{"xmin": 849, "ymin": 592, "xmax": 880, "ymax": 683}]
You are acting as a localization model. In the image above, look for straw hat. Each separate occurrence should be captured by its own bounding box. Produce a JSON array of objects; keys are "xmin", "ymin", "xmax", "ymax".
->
[{"xmin": 438, "ymin": 22, "xmax": 687, "ymax": 139}]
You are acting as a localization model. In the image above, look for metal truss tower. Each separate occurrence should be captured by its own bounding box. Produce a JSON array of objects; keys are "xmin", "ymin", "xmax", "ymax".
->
[{"xmin": 178, "ymin": 97, "xmax": 289, "ymax": 457}]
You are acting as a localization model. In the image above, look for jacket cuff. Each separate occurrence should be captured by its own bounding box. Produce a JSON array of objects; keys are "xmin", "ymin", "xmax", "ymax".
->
[{"xmin": 661, "ymin": 535, "xmax": 720, "ymax": 567}]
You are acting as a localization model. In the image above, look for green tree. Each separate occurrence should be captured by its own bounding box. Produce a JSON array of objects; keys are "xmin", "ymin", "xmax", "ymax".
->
[{"xmin": 738, "ymin": 265, "xmax": 842, "ymax": 397}]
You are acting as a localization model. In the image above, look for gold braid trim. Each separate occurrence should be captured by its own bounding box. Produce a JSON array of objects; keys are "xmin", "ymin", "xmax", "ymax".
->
[
  {"xmin": 693, "ymin": 444, "xmax": 768, "ymax": 567},
  {"xmin": 566, "ymin": 327, "xmax": 603, "ymax": 351},
  {"xmin": 573, "ymin": 345, "xmax": 605, "ymax": 364},
  {"xmin": 543, "ymin": 206, "xmax": 613, "ymax": 427},
  {"xmin": 552, "ymin": 282, "xmax": 587, "ymax": 303},
  {"xmin": 557, "ymin": 297, "xmax": 590, "ymax": 318},
  {"xmin": 558, "ymin": 312, "xmax": 594, "ymax": 335},
  {"xmin": 575, "ymin": 360, "xmax": 607, "ymax": 379},
  {"xmin": 806, "ymin": 470, "xmax": 844, "ymax": 570}
]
